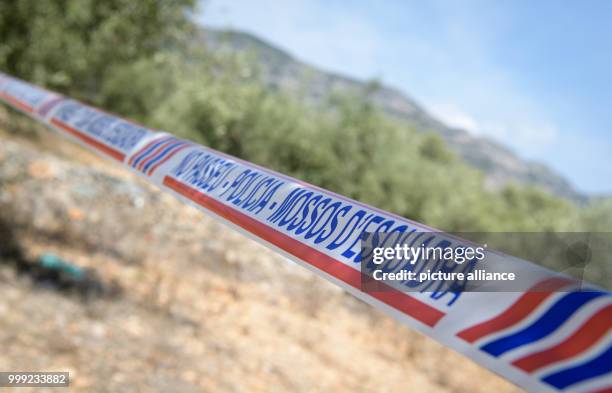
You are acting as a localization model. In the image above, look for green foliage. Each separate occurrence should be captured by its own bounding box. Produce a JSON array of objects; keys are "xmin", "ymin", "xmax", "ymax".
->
[
  {"xmin": 0, "ymin": 0, "xmax": 194, "ymax": 104},
  {"xmin": 419, "ymin": 134, "xmax": 454, "ymax": 164},
  {"xmin": 581, "ymin": 199, "xmax": 612, "ymax": 231},
  {"xmin": 145, "ymin": 53, "xmax": 595, "ymax": 233},
  {"xmin": 1, "ymin": 0, "xmax": 610, "ymax": 238}
]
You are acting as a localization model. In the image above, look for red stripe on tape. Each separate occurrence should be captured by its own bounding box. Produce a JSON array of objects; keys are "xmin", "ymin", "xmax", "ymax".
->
[
  {"xmin": 51, "ymin": 118, "xmax": 125, "ymax": 162},
  {"xmin": 137, "ymin": 138, "xmax": 174, "ymax": 170},
  {"xmin": 512, "ymin": 304, "xmax": 612, "ymax": 372},
  {"xmin": 457, "ymin": 277, "xmax": 575, "ymax": 343},
  {"xmin": 0, "ymin": 92, "xmax": 34, "ymax": 113},
  {"xmin": 148, "ymin": 143, "xmax": 190, "ymax": 176},
  {"xmin": 129, "ymin": 136, "xmax": 163, "ymax": 166},
  {"xmin": 37, "ymin": 96, "xmax": 65, "ymax": 117},
  {"xmin": 163, "ymin": 175, "xmax": 446, "ymax": 328}
]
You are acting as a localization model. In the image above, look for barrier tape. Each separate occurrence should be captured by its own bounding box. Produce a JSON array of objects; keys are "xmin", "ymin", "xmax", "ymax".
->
[{"xmin": 1, "ymin": 72, "xmax": 610, "ymax": 392}]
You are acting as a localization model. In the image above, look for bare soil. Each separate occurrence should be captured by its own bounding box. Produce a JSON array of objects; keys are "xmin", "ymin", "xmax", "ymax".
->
[{"xmin": 0, "ymin": 117, "xmax": 522, "ymax": 392}]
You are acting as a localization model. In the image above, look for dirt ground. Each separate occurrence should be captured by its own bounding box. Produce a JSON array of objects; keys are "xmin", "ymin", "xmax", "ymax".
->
[{"xmin": 0, "ymin": 115, "xmax": 522, "ymax": 392}]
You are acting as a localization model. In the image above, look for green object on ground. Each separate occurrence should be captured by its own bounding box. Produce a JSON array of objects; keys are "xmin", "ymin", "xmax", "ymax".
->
[{"xmin": 39, "ymin": 253, "xmax": 86, "ymax": 281}]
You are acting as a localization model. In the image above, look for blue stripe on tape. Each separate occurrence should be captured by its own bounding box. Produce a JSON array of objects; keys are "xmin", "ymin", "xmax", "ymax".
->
[
  {"xmin": 132, "ymin": 136, "xmax": 171, "ymax": 167},
  {"xmin": 142, "ymin": 140, "xmax": 184, "ymax": 172},
  {"xmin": 542, "ymin": 344, "xmax": 612, "ymax": 389},
  {"xmin": 481, "ymin": 291, "xmax": 607, "ymax": 357}
]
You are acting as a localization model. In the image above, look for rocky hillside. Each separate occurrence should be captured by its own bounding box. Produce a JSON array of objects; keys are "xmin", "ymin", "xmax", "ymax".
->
[
  {"xmin": 201, "ymin": 28, "xmax": 584, "ymax": 202},
  {"xmin": 0, "ymin": 114, "xmax": 521, "ymax": 392}
]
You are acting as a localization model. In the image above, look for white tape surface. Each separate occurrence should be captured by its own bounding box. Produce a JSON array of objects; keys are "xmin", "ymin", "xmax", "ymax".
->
[{"xmin": 1, "ymin": 73, "xmax": 610, "ymax": 393}]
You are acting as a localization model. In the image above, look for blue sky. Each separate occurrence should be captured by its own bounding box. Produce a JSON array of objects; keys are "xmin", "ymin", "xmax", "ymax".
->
[{"xmin": 197, "ymin": 0, "xmax": 612, "ymax": 195}]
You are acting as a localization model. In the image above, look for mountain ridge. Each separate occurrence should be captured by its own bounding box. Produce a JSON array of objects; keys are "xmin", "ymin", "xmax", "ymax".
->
[{"xmin": 200, "ymin": 27, "xmax": 585, "ymax": 202}]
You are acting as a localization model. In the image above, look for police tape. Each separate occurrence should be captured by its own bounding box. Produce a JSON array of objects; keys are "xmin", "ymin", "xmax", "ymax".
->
[{"xmin": 1, "ymin": 72, "xmax": 610, "ymax": 393}]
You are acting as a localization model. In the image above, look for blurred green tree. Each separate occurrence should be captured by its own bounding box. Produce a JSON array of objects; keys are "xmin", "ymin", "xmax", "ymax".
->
[
  {"xmin": 1, "ymin": 0, "xmax": 609, "ymax": 241},
  {"xmin": 0, "ymin": 0, "xmax": 194, "ymax": 105}
]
